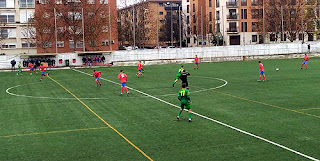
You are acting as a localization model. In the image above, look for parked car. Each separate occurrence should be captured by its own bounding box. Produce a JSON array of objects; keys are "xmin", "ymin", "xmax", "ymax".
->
[
  {"xmin": 125, "ymin": 46, "xmax": 138, "ymax": 50},
  {"xmin": 166, "ymin": 46, "xmax": 175, "ymax": 49}
]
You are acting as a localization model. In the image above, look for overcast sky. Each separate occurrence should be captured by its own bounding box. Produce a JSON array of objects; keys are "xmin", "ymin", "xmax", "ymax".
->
[{"xmin": 117, "ymin": 0, "xmax": 141, "ymax": 8}]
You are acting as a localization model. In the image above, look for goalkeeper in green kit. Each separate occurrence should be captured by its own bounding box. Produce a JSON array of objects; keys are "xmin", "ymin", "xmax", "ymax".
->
[{"xmin": 177, "ymin": 83, "xmax": 192, "ymax": 122}]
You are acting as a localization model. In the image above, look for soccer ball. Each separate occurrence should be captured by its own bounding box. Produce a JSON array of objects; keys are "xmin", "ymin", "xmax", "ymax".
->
[{"xmin": 276, "ymin": 68, "xmax": 279, "ymax": 71}]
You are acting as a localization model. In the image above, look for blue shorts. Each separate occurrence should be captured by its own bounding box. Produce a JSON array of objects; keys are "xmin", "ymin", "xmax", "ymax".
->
[
  {"xmin": 30, "ymin": 68, "xmax": 34, "ymax": 71},
  {"xmin": 259, "ymin": 71, "xmax": 264, "ymax": 74},
  {"xmin": 139, "ymin": 70, "xmax": 142, "ymax": 72},
  {"xmin": 42, "ymin": 71, "xmax": 45, "ymax": 75},
  {"xmin": 121, "ymin": 82, "xmax": 126, "ymax": 87},
  {"xmin": 302, "ymin": 61, "xmax": 308, "ymax": 64},
  {"xmin": 195, "ymin": 62, "xmax": 199, "ymax": 65},
  {"xmin": 96, "ymin": 77, "xmax": 100, "ymax": 81}
]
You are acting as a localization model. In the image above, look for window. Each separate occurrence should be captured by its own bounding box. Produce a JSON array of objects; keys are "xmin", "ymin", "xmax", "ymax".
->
[
  {"xmin": 57, "ymin": 26, "xmax": 64, "ymax": 33},
  {"xmin": 68, "ymin": 12, "xmax": 82, "ymax": 20},
  {"xmin": 270, "ymin": 34, "xmax": 276, "ymax": 41},
  {"xmin": 102, "ymin": 39, "xmax": 109, "ymax": 46},
  {"xmin": 241, "ymin": 22, "xmax": 247, "ymax": 32},
  {"xmin": 187, "ymin": 5, "xmax": 189, "ymax": 13},
  {"xmin": 20, "ymin": 10, "xmax": 35, "ymax": 23},
  {"xmin": 281, "ymin": 34, "xmax": 286, "ymax": 41},
  {"xmin": 2, "ymin": 43, "xmax": 16, "ymax": 48},
  {"xmin": 56, "ymin": 12, "xmax": 62, "ymax": 19},
  {"xmin": 187, "ymin": 16, "xmax": 189, "ymax": 24},
  {"xmin": 100, "ymin": 12, "xmax": 107, "ymax": 18},
  {"xmin": 43, "ymin": 12, "xmax": 50, "ymax": 18},
  {"xmin": 216, "ymin": 23, "xmax": 220, "ymax": 32},
  {"xmin": 0, "ymin": 0, "xmax": 6, "ymax": 7},
  {"xmin": 0, "ymin": 14, "xmax": 14, "ymax": 23},
  {"xmin": 299, "ymin": 33, "xmax": 304, "ymax": 40},
  {"xmin": 216, "ymin": 11, "xmax": 220, "ymax": 20},
  {"xmin": 216, "ymin": 0, "xmax": 220, "ymax": 7},
  {"xmin": 209, "ymin": 0, "xmax": 212, "ymax": 8},
  {"xmin": 87, "ymin": 0, "xmax": 95, "ymax": 4},
  {"xmin": 241, "ymin": 9, "xmax": 247, "ymax": 19},
  {"xmin": 99, "ymin": 0, "xmax": 107, "ymax": 4},
  {"xmin": 68, "ymin": 26, "xmax": 81, "ymax": 34},
  {"xmin": 252, "ymin": 35, "xmax": 257, "ymax": 42},
  {"xmin": 193, "ymin": 25, "xmax": 196, "ymax": 34},
  {"xmin": 1, "ymin": 29, "xmax": 8, "ymax": 38},
  {"xmin": 57, "ymin": 41, "xmax": 64, "ymax": 47},
  {"xmin": 20, "ymin": 0, "xmax": 34, "ymax": 7},
  {"xmin": 89, "ymin": 40, "xmax": 97, "ymax": 47},
  {"xmin": 102, "ymin": 26, "xmax": 108, "ymax": 32},
  {"xmin": 193, "ymin": 4, "xmax": 195, "ymax": 12},
  {"xmin": 241, "ymin": 0, "xmax": 247, "ymax": 6},
  {"xmin": 41, "ymin": 0, "xmax": 48, "ymax": 4},
  {"xmin": 56, "ymin": 0, "xmax": 62, "ymax": 4},
  {"xmin": 209, "ymin": 24, "xmax": 212, "ymax": 33},
  {"xmin": 159, "ymin": 3, "xmax": 163, "ymax": 6},
  {"xmin": 76, "ymin": 41, "xmax": 83, "ymax": 48},
  {"xmin": 159, "ymin": 12, "xmax": 163, "ymax": 15},
  {"xmin": 193, "ymin": 14, "xmax": 196, "ymax": 23},
  {"xmin": 252, "ymin": 22, "xmax": 257, "ymax": 32},
  {"xmin": 251, "ymin": 9, "xmax": 262, "ymax": 19},
  {"xmin": 69, "ymin": 40, "xmax": 74, "ymax": 48},
  {"xmin": 43, "ymin": 41, "xmax": 52, "ymax": 48},
  {"xmin": 209, "ymin": 12, "xmax": 212, "ymax": 21},
  {"xmin": 43, "ymin": 27, "xmax": 51, "ymax": 33}
]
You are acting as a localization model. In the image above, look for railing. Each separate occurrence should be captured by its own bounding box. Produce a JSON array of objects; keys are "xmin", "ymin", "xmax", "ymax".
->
[
  {"xmin": 227, "ymin": 13, "xmax": 238, "ymax": 20},
  {"xmin": 227, "ymin": 27, "xmax": 239, "ymax": 33},
  {"xmin": 226, "ymin": 1, "xmax": 238, "ymax": 7}
]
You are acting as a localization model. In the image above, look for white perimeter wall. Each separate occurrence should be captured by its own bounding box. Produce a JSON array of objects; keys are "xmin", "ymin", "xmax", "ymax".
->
[{"xmin": 1, "ymin": 42, "xmax": 320, "ymax": 69}]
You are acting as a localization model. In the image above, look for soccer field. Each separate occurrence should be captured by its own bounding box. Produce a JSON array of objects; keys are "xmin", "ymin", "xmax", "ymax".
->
[{"xmin": 1, "ymin": 58, "xmax": 320, "ymax": 161}]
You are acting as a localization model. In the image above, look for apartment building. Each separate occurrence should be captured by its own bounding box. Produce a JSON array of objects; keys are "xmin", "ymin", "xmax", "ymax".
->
[
  {"xmin": 34, "ymin": 0, "xmax": 118, "ymax": 54},
  {"xmin": 0, "ymin": 0, "xmax": 36, "ymax": 55},
  {"xmin": 118, "ymin": 0, "xmax": 181, "ymax": 48}
]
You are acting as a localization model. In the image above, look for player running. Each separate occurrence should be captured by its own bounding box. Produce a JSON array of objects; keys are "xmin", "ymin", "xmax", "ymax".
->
[
  {"xmin": 17, "ymin": 62, "xmax": 23, "ymax": 76},
  {"xmin": 118, "ymin": 70, "xmax": 129, "ymax": 95},
  {"xmin": 177, "ymin": 83, "xmax": 192, "ymax": 122},
  {"xmin": 92, "ymin": 70, "xmax": 102, "ymax": 87},
  {"xmin": 173, "ymin": 65, "xmax": 184, "ymax": 87},
  {"xmin": 39, "ymin": 64, "xmax": 48, "ymax": 81},
  {"xmin": 301, "ymin": 54, "xmax": 309, "ymax": 69},
  {"xmin": 180, "ymin": 70, "xmax": 190, "ymax": 89},
  {"xmin": 258, "ymin": 61, "xmax": 266, "ymax": 82},
  {"xmin": 28, "ymin": 62, "xmax": 37, "ymax": 75},
  {"xmin": 194, "ymin": 55, "xmax": 199, "ymax": 69},
  {"xmin": 136, "ymin": 61, "xmax": 144, "ymax": 77}
]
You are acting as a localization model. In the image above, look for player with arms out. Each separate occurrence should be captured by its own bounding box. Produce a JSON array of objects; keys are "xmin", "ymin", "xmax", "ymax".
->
[
  {"xmin": 92, "ymin": 70, "xmax": 102, "ymax": 87},
  {"xmin": 39, "ymin": 64, "xmax": 48, "ymax": 81},
  {"xmin": 301, "ymin": 54, "xmax": 309, "ymax": 69},
  {"xmin": 28, "ymin": 62, "xmax": 37, "ymax": 75},
  {"xmin": 177, "ymin": 83, "xmax": 192, "ymax": 122},
  {"xmin": 258, "ymin": 61, "xmax": 266, "ymax": 82},
  {"xmin": 17, "ymin": 62, "xmax": 23, "ymax": 76},
  {"xmin": 118, "ymin": 70, "xmax": 129, "ymax": 95},
  {"xmin": 136, "ymin": 61, "xmax": 144, "ymax": 77},
  {"xmin": 194, "ymin": 55, "xmax": 199, "ymax": 69},
  {"xmin": 173, "ymin": 65, "xmax": 184, "ymax": 87},
  {"xmin": 180, "ymin": 70, "xmax": 190, "ymax": 89}
]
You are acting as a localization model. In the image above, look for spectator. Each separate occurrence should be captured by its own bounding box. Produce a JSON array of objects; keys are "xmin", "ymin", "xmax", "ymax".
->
[
  {"xmin": 308, "ymin": 44, "xmax": 311, "ymax": 53},
  {"xmin": 99, "ymin": 56, "xmax": 102, "ymax": 65},
  {"xmin": 86, "ymin": 56, "xmax": 88, "ymax": 65},
  {"xmin": 23, "ymin": 59, "xmax": 27, "ymax": 67},
  {"xmin": 101, "ymin": 55, "xmax": 105, "ymax": 64},
  {"xmin": 88, "ymin": 56, "xmax": 92, "ymax": 67},
  {"xmin": 10, "ymin": 59, "xmax": 16, "ymax": 71},
  {"xmin": 82, "ymin": 57, "xmax": 86, "ymax": 65},
  {"xmin": 52, "ymin": 59, "xmax": 56, "ymax": 66}
]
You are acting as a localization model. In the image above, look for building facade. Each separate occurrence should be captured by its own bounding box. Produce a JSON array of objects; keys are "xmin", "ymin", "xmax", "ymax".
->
[
  {"xmin": 118, "ymin": 0, "xmax": 181, "ymax": 48},
  {"xmin": 34, "ymin": 0, "xmax": 118, "ymax": 54},
  {"xmin": 0, "ymin": 0, "xmax": 36, "ymax": 55}
]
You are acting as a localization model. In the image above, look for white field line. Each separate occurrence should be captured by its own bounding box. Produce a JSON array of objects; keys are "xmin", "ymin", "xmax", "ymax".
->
[{"xmin": 73, "ymin": 68, "xmax": 318, "ymax": 161}]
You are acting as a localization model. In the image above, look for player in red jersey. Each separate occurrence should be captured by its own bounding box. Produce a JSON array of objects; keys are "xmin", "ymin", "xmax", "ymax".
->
[
  {"xmin": 194, "ymin": 55, "xmax": 199, "ymax": 69},
  {"xmin": 118, "ymin": 70, "xmax": 129, "ymax": 95},
  {"xmin": 28, "ymin": 62, "xmax": 37, "ymax": 75},
  {"xmin": 136, "ymin": 61, "xmax": 144, "ymax": 77},
  {"xmin": 301, "ymin": 54, "xmax": 309, "ymax": 69},
  {"xmin": 258, "ymin": 61, "xmax": 266, "ymax": 82},
  {"xmin": 39, "ymin": 64, "xmax": 48, "ymax": 81},
  {"xmin": 92, "ymin": 70, "xmax": 102, "ymax": 87}
]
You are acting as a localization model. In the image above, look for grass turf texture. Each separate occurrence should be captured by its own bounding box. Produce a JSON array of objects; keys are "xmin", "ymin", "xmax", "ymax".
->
[{"xmin": 1, "ymin": 58, "xmax": 320, "ymax": 160}]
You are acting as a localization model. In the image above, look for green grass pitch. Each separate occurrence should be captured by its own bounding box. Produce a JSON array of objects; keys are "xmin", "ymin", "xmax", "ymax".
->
[{"xmin": 1, "ymin": 58, "xmax": 320, "ymax": 160}]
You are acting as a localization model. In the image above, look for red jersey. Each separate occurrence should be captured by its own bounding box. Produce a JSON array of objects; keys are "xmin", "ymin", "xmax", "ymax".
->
[
  {"xmin": 93, "ymin": 71, "xmax": 101, "ymax": 78},
  {"xmin": 137, "ymin": 63, "xmax": 143, "ymax": 70},
  {"xmin": 39, "ymin": 65, "xmax": 46, "ymax": 72},
  {"xmin": 195, "ymin": 57, "xmax": 199, "ymax": 63},
  {"xmin": 303, "ymin": 56, "xmax": 309, "ymax": 62},
  {"xmin": 28, "ymin": 63, "xmax": 33, "ymax": 68},
  {"xmin": 259, "ymin": 63, "xmax": 264, "ymax": 71},
  {"xmin": 118, "ymin": 72, "xmax": 127, "ymax": 83}
]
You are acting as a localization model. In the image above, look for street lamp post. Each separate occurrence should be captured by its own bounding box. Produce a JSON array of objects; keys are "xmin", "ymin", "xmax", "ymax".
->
[{"xmin": 167, "ymin": 2, "xmax": 173, "ymax": 46}]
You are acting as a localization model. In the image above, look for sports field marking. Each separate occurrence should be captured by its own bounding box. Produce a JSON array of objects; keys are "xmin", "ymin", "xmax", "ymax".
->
[
  {"xmin": 5, "ymin": 77, "xmax": 227, "ymax": 99},
  {"xmin": 0, "ymin": 127, "xmax": 108, "ymax": 139},
  {"xmin": 73, "ymin": 69, "xmax": 319, "ymax": 161},
  {"xmin": 299, "ymin": 107, "xmax": 320, "ymax": 111},
  {"xmin": 47, "ymin": 75, "xmax": 153, "ymax": 161}
]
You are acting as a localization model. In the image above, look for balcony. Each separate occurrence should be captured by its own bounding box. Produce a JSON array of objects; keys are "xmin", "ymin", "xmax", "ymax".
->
[
  {"xmin": 226, "ymin": 1, "xmax": 238, "ymax": 8},
  {"xmin": 216, "ymin": 16, "xmax": 220, "ymax": 20},
  {"xmin": 227, "ymin": 27, "xmax": 239, "ymax": 33},
  {"xmin": 227, "ymin": 13, "xmax": 238, "ymax": 20}
]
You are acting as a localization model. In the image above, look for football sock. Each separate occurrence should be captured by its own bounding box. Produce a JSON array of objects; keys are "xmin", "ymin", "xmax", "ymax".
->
[
  {"xmin": 305, "ymin": 64, "xmax": 308, "ymax": 69},
  {"xmin": 121, "ymin": 87, "xmax": 124, "ymax": 93},
  {"xmin": 124, "ymin": 87, "xmax": 129, "ymax": 93},
  {"xmin": 189, "ymin": 113, "xmax": 192, "ymax": 119},
  {"xmin": 263, "ymin": 76, "xmax": 266, "ymax": 80},
  {"xmin": 301, "ymin": 64, "xmax": 303, "ymax": 68},
  {"xmin": 178, "ymin": 110, "xmax": 182, "ymax": 117},
  {"xmin": 40, "ymin": 76, "xmax": 43, "ymax": 79},
  {"xmin": 259, "ymin": 75, "xmax": 261, "ymax": 80}
]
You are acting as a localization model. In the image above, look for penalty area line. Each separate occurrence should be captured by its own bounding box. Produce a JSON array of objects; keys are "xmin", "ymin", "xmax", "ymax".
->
[{"xmin": 73, "ymin": 68, "xmax": 319, "ymax": 161}]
